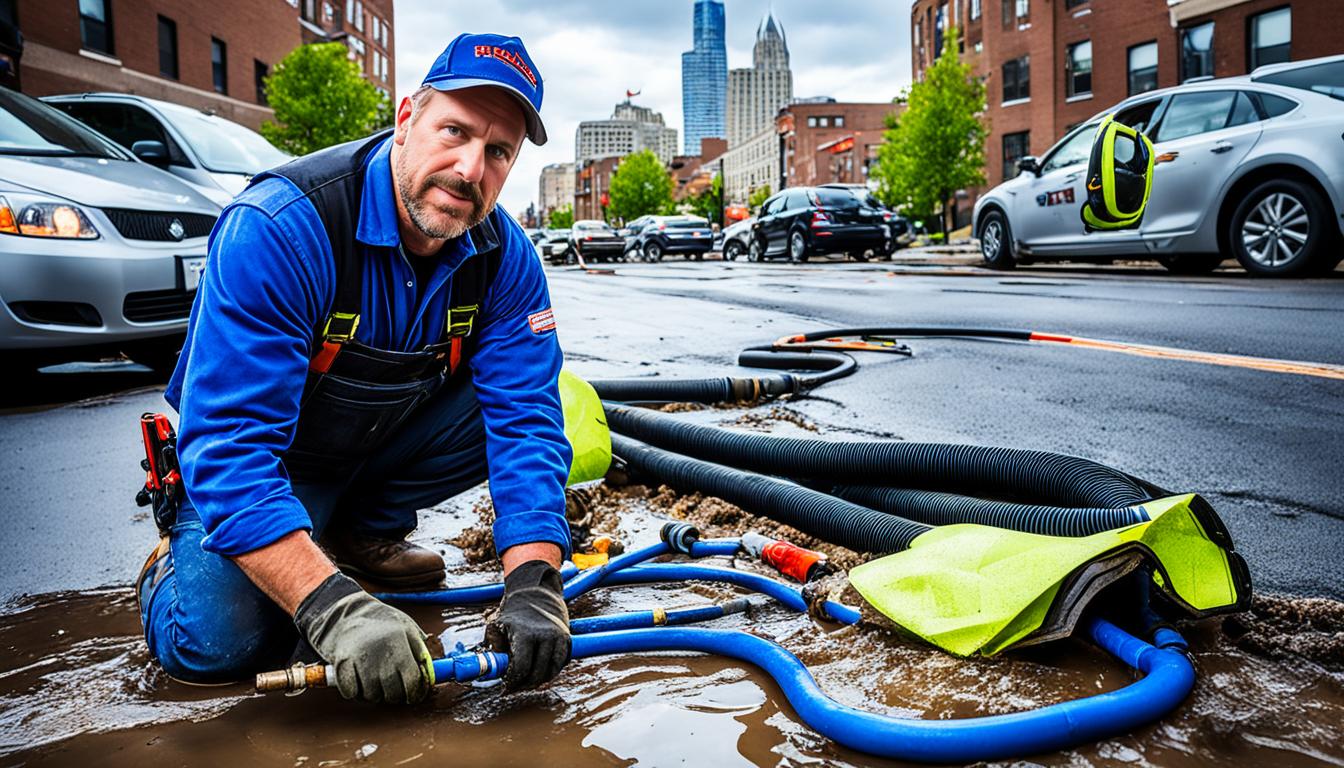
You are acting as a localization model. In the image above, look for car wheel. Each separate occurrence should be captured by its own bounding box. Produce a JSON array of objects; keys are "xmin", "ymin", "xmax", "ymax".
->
[
  {"xmin": 724, "ymin": 241, "xmax": 742, "ymax": 261},
  {"xmin": 124, "ymin": 335, "xmax": 184, "ymax": 376},
  {"xmin": 788, "ymin": 230, "xmax": 808, "ymax": 263},
  {"xmin": 850, "ymin": 250, "xmax": 870, "ymax": 262},
  {"xmin": 978, "ymin": 210, "xmax": 1016, "ymax": 269},
  {"xmin": 644, "ymin": 241, "xmax": 664, "ymax": 262},
  {"xmin": 1230, "ymin": 179, "xmax": 1330, "ymax": 277},
  {"xmin": 747, "ymin": 238, "xmax": 763, "ymax": 262},
  {"xmin": 1156, "ymin": 253, "xmax": 1224, "ymax": 274},
  {"xmin": 693, "ymin": 251, "xmax": 704, "ymax": 261}
]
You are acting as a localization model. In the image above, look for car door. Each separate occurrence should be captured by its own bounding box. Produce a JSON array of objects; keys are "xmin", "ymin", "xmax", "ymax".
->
[
  {"xmin": 1011, "ymin": 123, "xmax": 1098, "ymax": 250},
  {"xmin": 758, "ymin": 195, "xmax": 787, "ymax": 254},
  {"xmin": 1142, "ymin": 89, "xmax": 1263, "ymax": 239}
]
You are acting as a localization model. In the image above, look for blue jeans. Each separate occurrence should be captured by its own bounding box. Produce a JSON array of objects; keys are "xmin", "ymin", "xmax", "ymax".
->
[{"xmin": 139, "ymin": 376, "xmax": 488, "ymax": 683}]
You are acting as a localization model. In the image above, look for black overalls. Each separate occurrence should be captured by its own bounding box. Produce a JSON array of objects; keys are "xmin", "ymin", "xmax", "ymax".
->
[{"xmin": 268, "ymin": 131, "xmax": 502, "ymax": 482}]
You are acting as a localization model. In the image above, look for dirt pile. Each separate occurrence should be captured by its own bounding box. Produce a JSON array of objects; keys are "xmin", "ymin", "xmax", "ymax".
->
[{"xmin": 1223, "ymin": 594, "xmax": 1344, "ymax": 669}]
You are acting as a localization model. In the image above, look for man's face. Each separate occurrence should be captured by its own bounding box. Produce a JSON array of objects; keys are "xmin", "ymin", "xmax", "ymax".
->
[{"xmin": 392, "ymin": 86, "xmax": 526, "ymax": 241}]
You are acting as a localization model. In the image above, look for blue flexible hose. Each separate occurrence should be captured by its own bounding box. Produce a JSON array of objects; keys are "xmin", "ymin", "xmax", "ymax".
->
[
  {"xmin": 392, "ymin": 535, "xmax": 1194, "ymax": 762},
  {"xmin": 432, "ymin": 618, "xmax": 1193, "ymax": 763}
]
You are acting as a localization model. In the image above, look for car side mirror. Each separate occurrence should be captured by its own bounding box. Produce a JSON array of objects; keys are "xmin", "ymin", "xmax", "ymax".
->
[
  {"xmin": 1017, "ymin": 156, "xmax": 1040, "ymax": 176},
  {"xmin": 132, "ymin": 140, "xmax": 170, "ymax": 167}
]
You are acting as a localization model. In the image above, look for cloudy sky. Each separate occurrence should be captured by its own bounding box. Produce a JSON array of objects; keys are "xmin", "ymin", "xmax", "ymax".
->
[{"xmin": 392, "ymin": 1, "xmax": 912, "ymax": 216}]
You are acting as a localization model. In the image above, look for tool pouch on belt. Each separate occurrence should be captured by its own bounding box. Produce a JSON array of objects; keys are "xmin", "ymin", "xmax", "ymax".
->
[{"xmin": 134, "ymin": 412, "xmax": 183, "ymax": 534}]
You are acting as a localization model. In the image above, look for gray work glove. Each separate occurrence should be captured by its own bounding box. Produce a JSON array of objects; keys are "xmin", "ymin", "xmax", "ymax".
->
[
  {"xmin": 485, "ymin": 560, "xmax": 571, "ymax": 691},
  {"xmin": 295, "ymin": 572, "xmax": 433, "ymax": 704}
]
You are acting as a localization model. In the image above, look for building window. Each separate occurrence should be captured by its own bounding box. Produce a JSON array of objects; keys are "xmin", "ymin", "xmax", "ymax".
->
[
  {"xmin": 934, "ymin": 3, "xmax": 946, "ymax": 57},
  {"xmin": 834, "ymin": 116, "xmax": 845, "ymax": 128},
  {"xmin": 157, "ymin": 15, "xmax": 177, "ymax": 79},
  {"xmin": 1002, "ymin": 56, "xmax": 1029, "ymax": 102},
  {"xmin": 970, "ymin": 0, "xmax": 981, "ymax": 20},
  {"xmin": 0, "ymin": 0, "xmax": 15, "ymax": 26},
  {"xmin": 1016, "ymin": 0, "xmax": 1028, "ymax": 17},
  {"xmin": 1250, "ymin": 7, "xmax": 1291, "ymax": 69},
  {"xmin": 301, "ymin": 0, "xmax": 317, "ymax": 22},
  {"xmin": 1180, "ymin": 22, "xmax": 1215, "ymax": 81},
  {"xmin": 1127, "ymin": 41, "xmax": 1158, "ymax": 95},
  {"xmin": 211, "ymin": 38, "xmax": 227, "ymax": 94},
  {"xmin": 1065, "ymin": 0, "xmax": 1087, "ymax": 8},
  {"xmin": 1002, "ymin": 131, "xmax": 1030, "ymax": 182},
  {"xmin": 254, "ymin": 60, "xmax": 269, "ymax": 105},
  {"xmin": 807, "ymin": 116, "xmax": 817, "ymax": 127},
  {"xmin": 79, "ymin": 0, "xmax": 113, "ymax": 55},
  {"xmin": 1067, "ymin": 40, "xmax": 1092, "ymax": 97}
]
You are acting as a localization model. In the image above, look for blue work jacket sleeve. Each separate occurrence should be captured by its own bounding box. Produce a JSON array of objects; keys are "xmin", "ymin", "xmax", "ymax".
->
[
  {"xmin": 172, "ymin": 193, "xmax": 331, "ymax": 555},
  {"xmin": 470, "ymin": 216, "xmax": 573, "ymax": 559}
]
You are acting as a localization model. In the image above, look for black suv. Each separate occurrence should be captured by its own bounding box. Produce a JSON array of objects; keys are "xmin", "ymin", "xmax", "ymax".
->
[
  {"xmin": 818, "ymin": 184, "xmax": 912, "ymax": 255},
  {"xmin": 748, "ymin": 187, "xmax": 888, "ymax": 262},
  {"xmin": 624, "ymin": 215, "xmax": 714, "ymax": 261}
]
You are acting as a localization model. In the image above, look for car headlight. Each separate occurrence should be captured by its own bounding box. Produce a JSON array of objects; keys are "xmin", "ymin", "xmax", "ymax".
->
[{"xmin": 0, "ymin": 194, "xmax": 100, "ymax": 239}]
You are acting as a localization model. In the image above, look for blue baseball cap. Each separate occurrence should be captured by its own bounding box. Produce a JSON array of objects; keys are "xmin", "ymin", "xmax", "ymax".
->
[{"xmin": 420, "ymin": 33, "xmax": 547, "ymax": 145}]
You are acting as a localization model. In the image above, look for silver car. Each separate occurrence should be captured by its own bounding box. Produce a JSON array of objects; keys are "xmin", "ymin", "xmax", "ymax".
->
[
  {"xmin": 45, "ymin": 93, "xmax": 291, "ymax": 208},
  {"xmin": 0, "ymin": 87, "xmax": 220, "ymax": 372},
  {"xmin": 973, "ymin": 55, "xmax": 1344, "ymax": 277}
]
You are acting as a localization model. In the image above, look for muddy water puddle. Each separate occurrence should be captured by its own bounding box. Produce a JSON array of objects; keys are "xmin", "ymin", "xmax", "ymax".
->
[{"xmin": 4, "ymin": 483, "xmax": 1344, "ymax": 767}]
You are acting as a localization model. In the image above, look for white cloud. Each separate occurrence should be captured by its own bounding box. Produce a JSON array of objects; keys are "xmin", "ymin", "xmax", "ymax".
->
[{"xmin": 392, "ymin": 1, "xmax": 911, "ymax": 216}]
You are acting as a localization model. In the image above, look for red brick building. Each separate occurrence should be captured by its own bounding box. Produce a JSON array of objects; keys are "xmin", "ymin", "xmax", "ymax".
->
[
  {"xmin": 574, "ymin": 155, "xmax": 622, "ymax": 222},
  {"xmin": 778, "ymin": 101, "xmax": 901, "ymax": 189},
  {"xmin": 7, "ymin": 0, "xmax": 394, "ymax": 131},
  {"xmin": 910, "ymin": 0, "xmax": 1341, "ymax": 220}
]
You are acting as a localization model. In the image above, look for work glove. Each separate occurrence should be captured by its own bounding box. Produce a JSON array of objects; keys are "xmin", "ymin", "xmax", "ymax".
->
[
  {"xmin": 484, "ymin": 560, "xmax": 571, "ymax": 691},
  {"xmin": 294, "ymin": 572, "xmax": 433, "ymax": 704}
]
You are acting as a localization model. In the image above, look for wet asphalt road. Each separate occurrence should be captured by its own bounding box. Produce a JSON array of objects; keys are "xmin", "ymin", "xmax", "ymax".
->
[{"xmin": 1, "ymin": 256, "xmax": 1341, "ymax": 603}]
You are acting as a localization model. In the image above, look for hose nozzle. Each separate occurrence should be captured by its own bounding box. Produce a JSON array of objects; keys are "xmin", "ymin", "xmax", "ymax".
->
[{"xmin": 255, "ymin": 662, "xmax": 333, "ymax": 693}]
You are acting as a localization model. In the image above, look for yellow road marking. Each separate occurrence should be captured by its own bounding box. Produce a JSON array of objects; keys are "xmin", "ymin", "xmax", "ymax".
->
[{"xmin": 1030, "ymin": 332, "xmax": 1344, "ymax": 380}]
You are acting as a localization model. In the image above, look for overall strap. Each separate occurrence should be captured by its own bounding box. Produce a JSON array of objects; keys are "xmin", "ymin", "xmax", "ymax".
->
[{"xmin": 445, "ymin": 222, "xmax": 504, "ymax": 374}]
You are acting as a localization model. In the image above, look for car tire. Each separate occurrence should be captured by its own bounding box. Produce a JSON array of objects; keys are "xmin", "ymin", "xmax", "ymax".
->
[
  {"xmin": 850, "ymin": 250, "xmax": 870, "ymax": 262},
  {"xmin": 724, "ymin": 241, "xmax": 743, "ymax": 261},
  {"xmin": 978, "ymin": 210, "xmax": 1016, "ymax": 269},
  {"xmin": 1157, "ymin": 253, "xmax": 1224, "ymax": 274},
  {"xmin": 1229, "ymin": 179, "xmax": 1331, "ymax": 277},
  {"xmin": 788, "ymin": 230, "xmax": 809, "ymax": 263},
  {"xmin": 747, "ymin": 238, "xmax": 764, "ymax": 262},
  {"xmin": 124, "ymin": 335, "xmax": 184, "ymax": 376},
  {"xmin": 644, "ymin": 241, "xmax": 664, "ymax": 262}
]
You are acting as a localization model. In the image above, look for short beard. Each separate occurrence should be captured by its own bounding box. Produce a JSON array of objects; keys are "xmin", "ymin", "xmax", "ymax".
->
[{"xmin": 395, "ymin": 153, "xmax": 487, "ymax": 241}]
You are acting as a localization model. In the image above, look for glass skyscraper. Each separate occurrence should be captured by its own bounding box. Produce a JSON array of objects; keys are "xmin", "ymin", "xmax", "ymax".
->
[{"xmin": 680, "ymin": 0, "xmax": 727, "ymax": 155}]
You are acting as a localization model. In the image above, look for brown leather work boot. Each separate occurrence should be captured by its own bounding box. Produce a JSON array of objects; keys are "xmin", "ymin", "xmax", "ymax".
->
[{"xmin": 324, "ymin": 529, "xmax": 446, "ymax": 589}]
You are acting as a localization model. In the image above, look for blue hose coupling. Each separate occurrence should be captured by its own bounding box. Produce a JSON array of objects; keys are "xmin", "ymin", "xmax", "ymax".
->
[
  {"xmin": 661, "ymin": 522, "xmax": 702, "ymax": 555},
  {"xmin": 436, "ymin": 649, "xmax": 510, "ymax": 683}
]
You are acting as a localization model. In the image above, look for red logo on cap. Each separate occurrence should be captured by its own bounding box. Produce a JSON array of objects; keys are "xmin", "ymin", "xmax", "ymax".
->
[{"xmin": 474, "ymin": 45, "xmax": 538, "ymax": 88}]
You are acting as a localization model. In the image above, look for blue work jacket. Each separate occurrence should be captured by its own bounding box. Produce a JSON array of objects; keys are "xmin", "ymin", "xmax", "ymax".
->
[{"xmin": 165, "ymin": 135, "xmax": 571, "ymax": 558}]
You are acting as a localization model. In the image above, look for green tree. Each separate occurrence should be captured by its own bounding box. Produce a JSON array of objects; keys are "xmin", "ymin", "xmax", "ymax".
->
[
  {"xmin": 261, "ymin": 43, "xmax": 392, "ymax": 156},
  {"xmin": 607, "ymin": 150, "xmax": 674, "ymax": 224},
  {"xmin": 747, "ymin": 184, "xmax": 772, "ymax": 211},
  {"xmin": 547, "ymin": 204, "xmax": 574, "ymax": 229},
  {"xmin": 872, "ymin": 26, "xmax": 986, "ymax": 234},
  {"xmin": 686, "ymin": 173, "xmax": 723, "ymax": 225}
]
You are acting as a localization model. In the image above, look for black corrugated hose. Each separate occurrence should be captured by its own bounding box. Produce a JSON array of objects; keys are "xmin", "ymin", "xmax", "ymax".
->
[
  {"xmin": 611, "ymin": 434, "xmax": 931, "ymax": 553},
  {"xmin": 587, "ymin": 327, "xmax": 1175, "ymax": 541}
]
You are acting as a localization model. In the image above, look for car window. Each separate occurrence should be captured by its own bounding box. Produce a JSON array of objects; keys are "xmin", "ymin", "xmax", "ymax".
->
[
  {"xmin": 0, "ymin": 89, "xmax": 128, "ymax": 159},
  {"xmin": 1113, "ymin": 99, "xmax": 1161, "ymax": 135},
  {"xmin": 667, "ymin": 218, "xmax": 708, "ymax": 229},
  {"xmin": 1154, "ymin": 91, "xmax": 1247, "ymax": 142},
  {"xmin": 1254, "ymin": 59, "xmax": 1344, "ymax": 100},
  {"xmin": 763, "ymin": 196, "xmax": 785, "ymax": 215},
  {"xmin": 782, "ymin": 190, "xmax": 808, "ymax": 209},
  {"xmin": 54, "ymin": 102, "xmax": 191, "ymax": 166},
  {"xmin": 1040, "ymin": 123, "xmax": 1098, "ymax": 174},
  {"xmin": 809, "ymin": 188, "xmax": 858, "ymax": 207},
  {"xmin": 1227, "ymin": 91, "xmax": 1259, "ymax": 127},
  {"xmin": 1251, "ymin": 91, "xmax": 1298, "ymax": 118},
  {"xmin": 155, "ymin": 101, "xmax": 289, "ymax": 174}
]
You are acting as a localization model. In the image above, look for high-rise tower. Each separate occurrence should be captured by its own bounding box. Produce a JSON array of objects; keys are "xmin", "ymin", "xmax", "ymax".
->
[
  {"xmin": 680, "ymin": 0, "xmax": 727, "ymax": 155},
  {"xmin": 726, "ymin": 10, "xmax": 793, "ymax": 148}
]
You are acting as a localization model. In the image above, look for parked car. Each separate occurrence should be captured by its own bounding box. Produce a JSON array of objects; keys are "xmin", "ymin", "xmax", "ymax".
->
[
  {"xmin": 567, "ymin": 219, "xmax": 625, "ymax": 263},
  {"xmin": 818, "ymin": 183, "xmax": 913, "ymax": 255},
  {"xmin": 972, "ymin": 55, "xmax": 1344, "ymax": 277},
  {"xmin": 0, "ymin": 86, "xmax": 221, "ymax": 372},
  {"xmin": 45, "ymin": 93, "xmax": 291, "ymax": 208},
  {"xmin": 719, "ymin": 216, "xmax": 755, "ymax": 261},
  {"xmin": 536, "ymin": 229, "xmax": 571, "ymax": 264},
  {"xmin": 624, "ymin": 215, "xmax": 714, "ymax": 261},
  {"xmin": 748, "ymin": 186, "xmax": 888, "ymax": 262}
]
